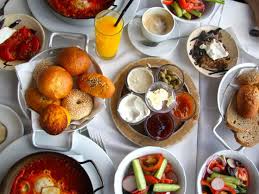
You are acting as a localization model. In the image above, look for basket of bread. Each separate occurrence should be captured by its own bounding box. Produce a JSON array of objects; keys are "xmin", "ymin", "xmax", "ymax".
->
[
  {"xmin": 213, "ymin": 63, "xmax": 259, "ymax": 150},
  {"xmin": 15, "ymin": 33, "xmax": 115, "ymax": 150}
]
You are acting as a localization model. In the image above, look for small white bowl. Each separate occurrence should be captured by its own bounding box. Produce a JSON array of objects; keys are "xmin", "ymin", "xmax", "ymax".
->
[
  {"xmin": 114, "ymin": 146, "xmax": 186, "ymax": 194},
  {"xmin": 161, "ymin": 1, "xmax": 216, "ymax": 23},
  {"xmin": 197, "ymin": 150, "xmax": 259, "ymax": 194},
  {"xmin": 141, "ymin": 7, "xmax": 175, "ymax": 43}
]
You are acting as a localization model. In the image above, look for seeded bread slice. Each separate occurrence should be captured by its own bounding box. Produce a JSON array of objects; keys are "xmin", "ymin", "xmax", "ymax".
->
[
  {"xmin": 235, "ymin": 127, "xmax": 259, "ymax": 147},
  {"xmin": 226, "ymin": 95, "xmax": 259, "ymax": 132}
]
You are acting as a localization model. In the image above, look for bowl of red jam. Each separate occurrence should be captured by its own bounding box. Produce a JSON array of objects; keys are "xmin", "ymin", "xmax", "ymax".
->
[
  {"xmin": 144, "ymin": 113, "xmax": 175, "ymax": 141},
  {"xmin": 172, "ymin": 92, "xmax": 196, "ymax": 121}
]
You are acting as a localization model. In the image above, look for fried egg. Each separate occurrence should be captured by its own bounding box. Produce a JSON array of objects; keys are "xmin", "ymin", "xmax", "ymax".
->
[
  {"xmin": 41, "ymin": 186, "xmax": 60, "ymax": 194},
  {"xmin": 0, "ymin": 121, "xmax": 7, "ymax": 144},
  {"xmin": 34, "ymin": 176, "xmax": 54, "ymax": 193}
]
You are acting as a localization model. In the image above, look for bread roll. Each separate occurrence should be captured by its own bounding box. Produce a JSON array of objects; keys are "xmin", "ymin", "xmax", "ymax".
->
[
  {"xmin": 78, "ymin": 73, "xmax": 115, "ymax": 98},
  {"xmin": 40, "ymin": 104, "xmax": 71, "ymax": 135},
  {"xmin": 237, "ymin": 70, "xmax": 259, "ymax": 85},
  {"xmin": 57, "ymin": 47, "xmax": 92, "ymax": 76},
  {"xmin": 62, "ymin": 89, "xmax": 93, "ymax": 120},
  {"xmin": 236, "ymin": 85, "xmax": 259, "ymax": 118},
  {"xmin": 25, "ymin": 88, "xmax": 60, "ymax": 113},
  {"xmin": 37, "ymin": 66, "xmax": 73, "ymax": 99}
]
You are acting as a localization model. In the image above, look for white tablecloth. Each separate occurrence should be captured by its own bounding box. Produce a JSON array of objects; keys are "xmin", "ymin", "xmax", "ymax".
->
[{"xmin": 0, "ymin": 0, "xmax": 258, "ymax": 193}]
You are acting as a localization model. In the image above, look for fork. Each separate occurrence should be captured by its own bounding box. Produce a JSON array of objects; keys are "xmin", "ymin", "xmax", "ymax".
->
[{"xmin": 89, "ymin": 132, "xmax": 107, "ymax": 153}]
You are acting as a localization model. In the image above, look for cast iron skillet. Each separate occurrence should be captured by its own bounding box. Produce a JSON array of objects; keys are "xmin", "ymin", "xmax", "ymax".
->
[{"xmin": 0, "ymin": 152, "xmax": 104, "ymax": 194}]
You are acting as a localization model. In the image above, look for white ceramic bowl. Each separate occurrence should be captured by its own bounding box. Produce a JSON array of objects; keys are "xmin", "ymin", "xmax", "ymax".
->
[
  {"xmin": 161, "ymin": 1, "xmax": 216, "ymax": 23},
  {"xmin": 114, "ymin": 146, "xmax": 186, "ymax": 194},
  {"xmin": 197, "ymin": 150, "xmax": 259, "ymax": 194},
  {"xmin": 141, "ymin": 7, "xmax": 175, "ymax": 42}
]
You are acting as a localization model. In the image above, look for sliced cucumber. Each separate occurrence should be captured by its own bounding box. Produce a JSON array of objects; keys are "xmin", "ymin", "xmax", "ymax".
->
[
  {"xmin": 172, "ymin": 2, "xmax": 183, "ymax": 18},
  {"xmin": 132, "ymin": 159, "xmax": 146, "ymax": 190},
  {"xmin": 154, "ymin": 159, "xmax": 167, "ymax": 180},
  {"xmin": 211, "ymin": 172, "xmax": 241, "ymax": 185},
  {"xmin": 190, "ymin": 10, "xmax": 202, "ymax": 18},
  {"xmin": 153, "ymin": 183, "xmax": 181, "ymax": 192},
  {"xmin": 183, "ymin": 11, "xmax": 192, "ymax": 20}
]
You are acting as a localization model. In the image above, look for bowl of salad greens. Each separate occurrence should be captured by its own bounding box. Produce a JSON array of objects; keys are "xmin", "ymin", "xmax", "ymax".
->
[
  {"xmin": 161, "ymin": 0, "xmax": 224, "ymax": 23},
  {"xmin": 114, "ymin": 146, "xmax": 186, "ymax": 194},
  {"xmin": 197, "ymin": 150, "xmax": 259, "ymax": 194}
]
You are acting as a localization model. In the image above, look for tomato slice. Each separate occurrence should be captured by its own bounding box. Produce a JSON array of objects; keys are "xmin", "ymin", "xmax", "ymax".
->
[
  {"xmin": 139, "ymin": 154, "xmax": 164, "ymax": 172},
  {"xmin": 236, "ymin": 167, "xmax": 249, "ymax": 186},
  {"xmin": 160, "ymin": 178, "xmax": 175, "ymax": 184},
  {"xmin": 163, "ymin": 0, "xmax": 174, "ymax": 5}
]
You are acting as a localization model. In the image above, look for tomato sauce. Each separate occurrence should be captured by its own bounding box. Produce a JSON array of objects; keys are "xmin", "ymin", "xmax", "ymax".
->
[
  {"xmin": 48, "ymin": 0, "xmax": 115, "ymax": 19},
  {"xmin": 172, "ymin": 92, "xmax": 196, "ymax": 120},
  {"xmin": 10, "ymin": 153, "xmax": 91, "ymax": 194}
]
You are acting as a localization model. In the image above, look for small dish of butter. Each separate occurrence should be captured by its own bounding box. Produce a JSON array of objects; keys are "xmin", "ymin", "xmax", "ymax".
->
[{"xmin": 145, "ymin": 81, "xmax": 176, "ymax": 113}]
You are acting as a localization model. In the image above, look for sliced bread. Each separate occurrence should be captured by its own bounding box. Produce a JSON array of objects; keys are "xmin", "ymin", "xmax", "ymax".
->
[
  {"xmin": 226, "ymin": 95, "xmax": 259, "ymax": 132},
  {"xmin": 235, "ymin": 127, "xmax": 259, "ymax": 147}
]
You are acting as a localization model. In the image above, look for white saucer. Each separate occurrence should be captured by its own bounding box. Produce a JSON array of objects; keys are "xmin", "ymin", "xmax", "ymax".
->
[
  {"xmin": 128, "ymin": 9, "xmax": 181, "ymax": 57},
  {"xmin": 0, "ymin": 104, "xmax": 24, "ymax": 152},
  {"xmin": 27, "ymin": 0, "xmax": 140, "ymax": 35},
  {"xmin": 0, "ymin": 133, "xmax": 115, "ymax": 194}
]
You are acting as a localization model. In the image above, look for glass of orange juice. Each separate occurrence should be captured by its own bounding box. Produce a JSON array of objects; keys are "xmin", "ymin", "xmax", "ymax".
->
[{"xmin": 95, "ymin": 10, "xmax": 124, "ymax": 60}]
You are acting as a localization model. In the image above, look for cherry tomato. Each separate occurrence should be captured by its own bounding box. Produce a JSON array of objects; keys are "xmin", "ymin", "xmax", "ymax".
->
[
  {"xmin": 163, "ymin": 0, "xmax": 174, "ymax": 5},
  {"xmin": 139, "ymin": 154, "xmax": 164, "ymax": 172}
]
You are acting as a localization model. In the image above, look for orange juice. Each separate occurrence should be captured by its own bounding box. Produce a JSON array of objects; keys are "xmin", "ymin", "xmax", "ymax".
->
[{"xmin": 95, "ymin": 10, "xmax": 124, "ymax": 59}]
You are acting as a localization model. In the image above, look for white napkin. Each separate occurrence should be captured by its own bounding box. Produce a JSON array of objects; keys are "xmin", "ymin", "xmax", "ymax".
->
[
  {"xmin": 220, "ymin": 0, "xmax": 259, "ymax": 59},
  {"xmin": 15, "ymin": 60, "xmax": 106, "ymax": 149}
]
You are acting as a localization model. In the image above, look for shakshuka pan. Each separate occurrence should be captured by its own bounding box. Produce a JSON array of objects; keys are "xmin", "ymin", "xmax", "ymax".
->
[
  {"xmin": 48, "ymin": 0, "xmax": 116, "ymax": 19},
  {"xmin": 1, "ymin": 152, "xmax": 94, "ymax": 194}
]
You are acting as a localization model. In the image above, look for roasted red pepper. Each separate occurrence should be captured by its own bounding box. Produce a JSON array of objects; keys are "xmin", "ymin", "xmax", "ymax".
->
[
  {"xmin": 139, "ymin": 154, "xmax": 164, "ymax": 172},
  {"xmin": 0, "ymin": 26, "xmax": 41, "ymax": 62}
]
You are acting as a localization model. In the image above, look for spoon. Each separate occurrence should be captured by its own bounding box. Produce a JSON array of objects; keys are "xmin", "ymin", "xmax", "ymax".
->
[{"xmin": 140, "ymin": 35, "xmax": 189, "ymax": 47}]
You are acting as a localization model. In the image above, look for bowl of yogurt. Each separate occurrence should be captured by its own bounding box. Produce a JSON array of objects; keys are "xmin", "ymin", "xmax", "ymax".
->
[
  {"xmin": 117, "ymin": 93, "xmax": 151, "ymax": 125},
  {"xmin": 145, "ymin": 82, "xmax": 176, "ymax": 113},
  {"xmin": 126, "ymin": 67, "xmax": 154, "ymax": 94}
]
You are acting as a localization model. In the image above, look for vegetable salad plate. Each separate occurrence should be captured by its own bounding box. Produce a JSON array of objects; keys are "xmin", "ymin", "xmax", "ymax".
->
[
  {"xmin": 27, "ymin": 0, "xmax": 140, "ymax": 35},
  {"xmin": 0, "ymin": 133, "xmax": 115, "ymax": 194},
  {"xmin": 128, "ymin": 9, "xmax": 181, "ymax": 57}
]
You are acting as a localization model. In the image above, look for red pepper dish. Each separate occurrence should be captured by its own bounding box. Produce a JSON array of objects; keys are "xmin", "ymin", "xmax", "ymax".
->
[
  {"xmin": 0, "ymin": 27, "xmax": 41, "ymax": 62},
  {"xmin": 48, "ymin": 0, "xmax": 115, "ymax": 19}
]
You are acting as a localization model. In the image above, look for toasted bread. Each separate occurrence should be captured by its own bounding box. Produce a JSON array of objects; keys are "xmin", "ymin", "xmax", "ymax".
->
[{"xmin": 226, "ymin": 95, "xmax": 259, "ymax": 132}]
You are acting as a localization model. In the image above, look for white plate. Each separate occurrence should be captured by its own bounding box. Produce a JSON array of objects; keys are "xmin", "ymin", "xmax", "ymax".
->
[
  {"xmin": 27, "ymin": 0, "xmax": 140, "ymax": 34},
  {"xmin": 128, "ymin": 9, "xmax": 180, "ymax": 57},
  {"xmin": 0, "ymin": 133, "xmax": 115, "ymax": 194},
  {"xmin": 0, "ymin": 104, "xmax": 24, "ymax": 152},
  {"xmin": 186, "ymin": 26, "xmax": 239, "ymax": 78}
]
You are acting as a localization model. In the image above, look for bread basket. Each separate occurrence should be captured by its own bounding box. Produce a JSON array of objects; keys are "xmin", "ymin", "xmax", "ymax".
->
[
  {"xmin": 16, "ymin": 32, "xmax": 103, "ymax": 151},
  {"xmin": 213, "ymin": 63, "xmax": 259, "ymax": 151}
]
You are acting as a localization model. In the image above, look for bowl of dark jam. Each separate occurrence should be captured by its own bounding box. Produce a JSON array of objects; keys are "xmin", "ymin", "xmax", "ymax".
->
[{"xmin": 144, "ymin": 113, "xmax": 175, "ymax": 141}]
